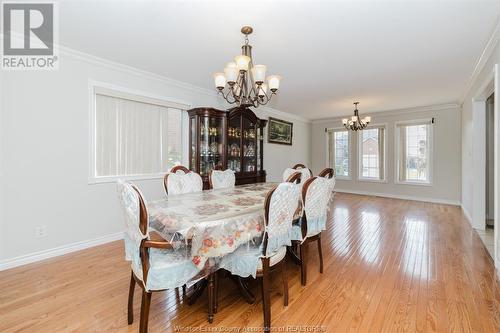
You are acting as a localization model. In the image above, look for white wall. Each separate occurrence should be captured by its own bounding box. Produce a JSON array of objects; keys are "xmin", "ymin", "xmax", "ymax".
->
[
  {"xmin": 0, "ymin": 48, "xmax": 311, "ymax": 263},
  {"xmin": 311, "ymin": 105, "xmax": 462, "ymax": 204}
]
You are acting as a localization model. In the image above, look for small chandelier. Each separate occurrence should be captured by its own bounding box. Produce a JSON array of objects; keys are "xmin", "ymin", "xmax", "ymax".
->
[
  {"xmin": 342, "ymin": 102, "xmax": 371, "ymax": 131},
  {"xmin": 213, "ymin": 26, "xmax": 281, "ymax": 108}
]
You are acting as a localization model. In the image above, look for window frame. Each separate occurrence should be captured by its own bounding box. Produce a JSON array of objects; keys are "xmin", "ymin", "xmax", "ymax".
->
[
  {"xmin": 357, "ymin": 124, "xmax": 387, "ymax": 183},
  {"xmin": 326, "ymin": 127, "xmax": 352, "ymax": 180},
  {"xmin": 88, "ymin": 81, "xmax": 191, "ymax": 184},
  {"xmin": 394, "ymin": 118, "xmax": 433, "ymax": 186}
]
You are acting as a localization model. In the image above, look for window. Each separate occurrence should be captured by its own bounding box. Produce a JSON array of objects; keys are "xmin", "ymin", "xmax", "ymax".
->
[
  {"xmin": 91, "ymin": 86, "xmax": 189, "ymax": 182},
  {"xmin": 327, "ymin": 129, "xmax": 350, "ymax": 178},
  {"xmin": 396, "ymin": 120, "xmax": 432, "ymax": 184},
  {"xmin": 358, "ymin": 126, "xmax": 385, "ymax": 181}
]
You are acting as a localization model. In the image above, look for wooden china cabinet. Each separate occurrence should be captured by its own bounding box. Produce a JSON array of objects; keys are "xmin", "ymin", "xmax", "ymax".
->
[{"xmin": 188, "ymin": 106, "xmax": 267, "ymax": 189}]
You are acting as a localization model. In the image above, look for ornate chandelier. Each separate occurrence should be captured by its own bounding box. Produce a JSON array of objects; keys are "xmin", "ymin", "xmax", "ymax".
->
[
  {"xmin": 213, "ymin": 26, "xmax": 281, "ymax": 108},
  {"xmin": 342, "ymin": 102, "xmax": 371, "ymax": 131}
]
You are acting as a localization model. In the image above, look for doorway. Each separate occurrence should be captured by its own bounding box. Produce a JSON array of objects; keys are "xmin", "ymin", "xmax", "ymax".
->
[
  {"xmin": 479, "ymin": 93, "xmax": 496, "ymax": 258},
  {"xmin": 486, "ymin": 93, "xmax": 495, "ymax": 229},
  {"xmin": 472, "ymin": 65, "xmax": 498, "ymax": 267}
]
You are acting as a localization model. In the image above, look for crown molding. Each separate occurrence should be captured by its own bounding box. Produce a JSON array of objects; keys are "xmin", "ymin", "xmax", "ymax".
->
[
  {"xmin": 60, "ymin": 45, "xmax": 217, "ymax": 97},
  {"xmin": 259, "ymin": 106, "xmax": 311, "ymax": 123},
  {"xmin": 459, "ymin": 18, "xmax": 500, "ymax": 104},
  {"xmin": 59, "ymin": 45, "xmax": 311, "ymax": 123},
  {"xmin": 311, "ymin": 102, "xmax": 460, "ymax": 124}
]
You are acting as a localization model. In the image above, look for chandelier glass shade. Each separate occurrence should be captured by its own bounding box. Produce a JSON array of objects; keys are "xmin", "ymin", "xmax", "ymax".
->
[
  {"xmin": 342, "ymin": 102, "xmax": 371, "ymax": 131},
  {"xmin": 213, "ymin": 26, "xmax": 281, "ymax": 108}
]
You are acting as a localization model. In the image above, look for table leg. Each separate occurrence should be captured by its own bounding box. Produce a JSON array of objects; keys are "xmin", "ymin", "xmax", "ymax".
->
[
  {"xmin": 186, "ymin": 279, "xmax": 208, "ymax": 305},
  {"xmin": 232, "ymin": 276, "xmax": 255, "ymax": 304}
]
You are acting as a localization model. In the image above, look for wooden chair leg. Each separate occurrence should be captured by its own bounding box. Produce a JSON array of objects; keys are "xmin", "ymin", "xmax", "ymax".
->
[
  {"xmin": 317, "ymin": 235, "xmax": 324, "ymax": 274},
  {"xmin": 139, "ymin": 290, "xmax": 152, "ymax": 333},
  {"xmin": 207, "ymin": 273, "xmax": 215, "ymax": 323},
  {"xmin": 214, "ymin": 271, "xmax": 219, "ymax": 314},
  {"xmin": 261, "ymin": 258, "xmax": 271, "ymax": 332},
  {"xmin": 287, "ymin": 242, "xmax": 302, "ymax": 265},
  {"xmin": 281, "ymin": 260, "xmax": 289, "ymax": 306},
  {"xmin": 300, "ymin": 241, "xmax": 309, "ymax": 286},
  {"xmin": 127, "ymin": 271, "xmax": 135, "ymax": 325}
]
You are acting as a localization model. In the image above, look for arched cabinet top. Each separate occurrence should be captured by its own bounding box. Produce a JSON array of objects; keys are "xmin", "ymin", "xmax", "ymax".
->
[
  {"xmin": 188, "ymin": 107, "xmax": 226, "ymax": 118},
  {"xmin": 227, "ymin": 106, "xmax": 268, "ymax": 128}
]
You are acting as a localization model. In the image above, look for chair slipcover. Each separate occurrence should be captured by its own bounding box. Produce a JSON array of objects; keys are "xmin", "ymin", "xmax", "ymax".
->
[
  {"xmin": 167, "ymin": 172, "xmax": 203, "ymax": 195},
  {"xmin": 216, "ymin": 244, "xmax": 287, "ymax": 278},
  {"xmin": 117, "ymin": 180, "xmax": 199, "ymax": 291},
  {"xmin": 219, "ymin": 182, "xmax": 299, "ymax": 278},
  {"xmin": 292, "ymin": 177, "xmax": 336, "ymax": 242},
  {"xmin": 118, "ymin": 180, "xmax": 148, "ymax": 258},
  {"xmin": 210, "ymin": 169, "xmax": 236, "ymax": 189},
  {"xmin": 282, "ymin": 167, "xmax": 312, "ymax": 184}
]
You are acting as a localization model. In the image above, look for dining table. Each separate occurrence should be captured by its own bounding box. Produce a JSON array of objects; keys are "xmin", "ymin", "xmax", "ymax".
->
[{"xmin": 147, "ymin": 182, "xmax": 297, "ymax": 304}]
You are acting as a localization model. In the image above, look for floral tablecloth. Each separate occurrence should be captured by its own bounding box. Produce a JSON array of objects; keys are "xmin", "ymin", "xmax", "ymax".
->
[{"xmin": 148, "ymin": 183, "xmax": 277, "ymax": 268}]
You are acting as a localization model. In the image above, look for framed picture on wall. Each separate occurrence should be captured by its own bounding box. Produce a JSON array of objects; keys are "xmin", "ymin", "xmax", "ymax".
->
[{"xmin": 268, "ymin": 117, "xmax": 293, "ymax": 145}]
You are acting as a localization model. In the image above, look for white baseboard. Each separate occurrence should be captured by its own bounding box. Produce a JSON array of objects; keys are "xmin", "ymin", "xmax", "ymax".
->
[
  {"xmin": 462, "ymin": 205, "xmax": 473, "ymax": 224},
  {"xmin": 0, "ymin": 231, "xmax": 124, "ymax": 271},
  {"xmin": 335, "ymin": 188, "xmax": 461, "ymax": 206}
]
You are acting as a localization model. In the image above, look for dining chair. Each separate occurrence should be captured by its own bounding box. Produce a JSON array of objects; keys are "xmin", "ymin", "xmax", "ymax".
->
[
  {"xmin": 291, "ymin": 175, "xmax": 335, "ymax": 286},
  {"xmin": 163, "ymin": 165, "xmax": 203, "ymax": 195},
  {"xmin": 284, "ymin": 170, "xmax": 302, "ymax": 184},
  {"xmin": 282, "ymin": 164, "xmax": 312, "ymax": 184},
  {"xmin": 208, "ymin": 168, "xmax": 236, "ymax": 190},
  {"xmin": 318, "ymin": 167, "xmax": 335, "ymax": 179},
  {"xmin": 117, "ymin": 181, "xmax": 216, "ymax": 333},
  {"xmin": 218, "ymin": 181, "xmax": 300, "ymax": 331}
]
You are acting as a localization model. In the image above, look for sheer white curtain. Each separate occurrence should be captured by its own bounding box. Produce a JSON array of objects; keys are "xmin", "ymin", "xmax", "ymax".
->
[{"xmin": 95, "ymin": 94, "xmax": 185, "ymax": 178}]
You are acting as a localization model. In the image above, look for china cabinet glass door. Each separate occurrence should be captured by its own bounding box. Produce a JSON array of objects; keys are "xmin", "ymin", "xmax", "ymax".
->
[
  {"xmin": 190, "ymin": 117, "xmax": 197, "ymax": 170},
  {"xmin": 242, "ymin": 117, "xmax": 257, "ymax": 173},
  {"xmin": 227, "ymin": 117, "xmax": 241, "ymax": 172},
  {"xmin": 199, "ymin": 116, "xmax": 224, "ymax": 176}
]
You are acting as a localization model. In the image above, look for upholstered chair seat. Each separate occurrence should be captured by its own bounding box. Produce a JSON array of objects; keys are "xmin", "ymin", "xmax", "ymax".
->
[{"xmin": 124, "ymin": 234, "xmax": 199, "ymax": 291}]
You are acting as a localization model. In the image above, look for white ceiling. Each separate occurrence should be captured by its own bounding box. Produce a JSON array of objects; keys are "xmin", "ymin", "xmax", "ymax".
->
[{"xmin": 59, "ymin": 0, "xmax": 500, "ymax": 119}]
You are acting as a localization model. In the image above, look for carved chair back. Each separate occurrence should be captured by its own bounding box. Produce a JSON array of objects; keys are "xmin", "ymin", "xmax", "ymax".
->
[
  {"xmin": 292, "ymin": 163, "xmax": 306, "ymax": 169},
  {"xmin": 209, "ymin": 168, "xmax": 236, "ymax": 190},
  {"xmin": 282, "ymin": 164, "xmax": 312, "ymax": 184},
  {"xmin": 293, "ymin": 163, "xmax": 313, "ymax": 177},
  {"xmin": 318, "ymin": 168, "xmax": 335, "ymax": 179},
  {"xmin": 213, "ymin": 164, "xmax": 224, "ymax": 171},
  {"xmin": 164, "ymin": 165, "xmax": 203, "ymax": 195},
  {"xmin": 285, "ymin": 171, "xmax": 302, "ymax": 184}
]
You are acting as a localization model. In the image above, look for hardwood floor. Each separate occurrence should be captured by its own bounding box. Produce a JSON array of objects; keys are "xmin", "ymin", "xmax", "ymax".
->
[{"xmin": 1, "ymin": 193, "xmax": 499, "ymax": 332}]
